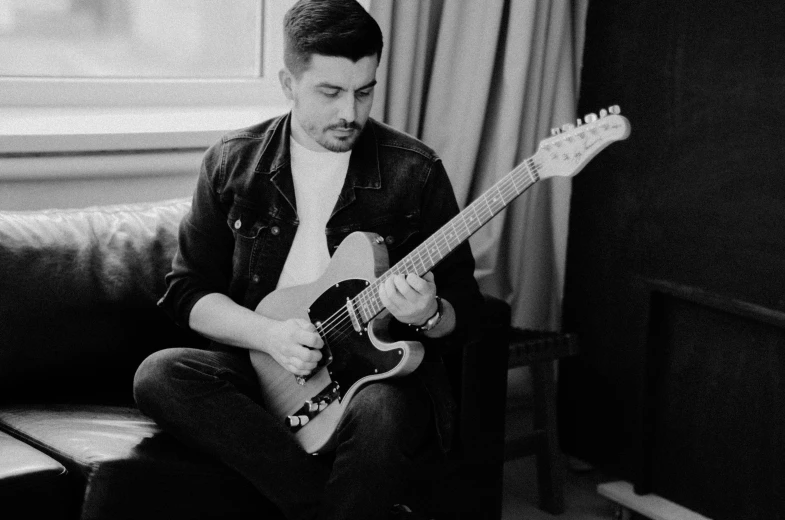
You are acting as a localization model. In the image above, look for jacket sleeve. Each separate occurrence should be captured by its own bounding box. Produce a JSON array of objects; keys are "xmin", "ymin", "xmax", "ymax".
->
[{"xmin": 157, "ymin": 141, "xmax": 235, "ymax": 329}]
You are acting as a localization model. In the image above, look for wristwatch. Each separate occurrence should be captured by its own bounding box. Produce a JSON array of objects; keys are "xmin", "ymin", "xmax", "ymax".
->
[{"xmin": 410, "ymin": 296, "xmax": 443, "ymax": 333}]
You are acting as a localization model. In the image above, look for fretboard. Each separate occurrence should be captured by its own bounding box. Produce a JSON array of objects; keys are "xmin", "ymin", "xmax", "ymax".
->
[{"xmin": 353, "ymin": 156, "xmax": 541, "ymax": 323}]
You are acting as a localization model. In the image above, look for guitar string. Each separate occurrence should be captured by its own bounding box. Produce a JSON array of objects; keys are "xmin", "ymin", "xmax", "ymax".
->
[
  {"xmin": 313, "ymin": 118, "xmax": 622, "ymax": 344},
  {"xmin": 315, "ymin": 162, "xmax": 540, "ymax": 349},
  {"xmin": 312, "ymin": 161, "xmax": 540, "ymax": 343},
  {"xmin": 314, "ymin": 171, "xmax": 541, "ymax": 350},
  {"xmin": 312, "ymin": 162, "xmax": 540, "ymax": 347},
  {"xmin": 346, "ymin": 160, "xmax": 540, "ymax": 326},
  {"xmin": 319, "ymin": 112, "xmax": 627, "ymax": 347}
]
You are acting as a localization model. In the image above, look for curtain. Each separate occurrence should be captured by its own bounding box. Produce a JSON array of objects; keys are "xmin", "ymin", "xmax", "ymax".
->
[{"xmin": 370, "ymin": 0, "xmax": 588, "ymax": 330}]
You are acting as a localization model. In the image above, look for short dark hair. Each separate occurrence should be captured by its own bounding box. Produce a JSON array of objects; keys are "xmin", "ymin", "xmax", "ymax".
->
[{"xmin": 283, "ymin": 0, "xmax": 383, "ymax": 77}]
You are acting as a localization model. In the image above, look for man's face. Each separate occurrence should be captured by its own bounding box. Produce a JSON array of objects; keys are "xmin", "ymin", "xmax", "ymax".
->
[{"xmin": 280, "ymin": 54, "xmax": 378, "ymax": 152}]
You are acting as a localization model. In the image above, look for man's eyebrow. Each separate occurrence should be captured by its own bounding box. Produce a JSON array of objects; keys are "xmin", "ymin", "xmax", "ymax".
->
[
  {"xmin": 315, "ymin": 79, "xmax": 378, "ymax": 91},
  {"xmin": 357, "ymin": 79, "xmax": 378, "ymax": 91}
]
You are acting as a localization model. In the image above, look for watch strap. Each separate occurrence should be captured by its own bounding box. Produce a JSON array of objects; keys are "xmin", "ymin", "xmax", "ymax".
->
[{"xmin": 409, "ymin": 296, "xmax": 443, "ymax": 333}]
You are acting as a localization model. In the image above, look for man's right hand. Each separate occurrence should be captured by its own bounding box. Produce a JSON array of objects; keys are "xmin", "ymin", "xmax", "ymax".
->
[
  {"xmin": 188, "ymin": 293, "xmax": 323, "ymax": 377},
  {"xmin": 261, "ymin": 318, "xmax": 324, "ymax": 376}
]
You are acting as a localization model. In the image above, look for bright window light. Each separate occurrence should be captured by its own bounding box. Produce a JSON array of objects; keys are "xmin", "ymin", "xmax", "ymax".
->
[{"xmin": 0, "ymin": 0, "xmax": 263, "ymax": 78}]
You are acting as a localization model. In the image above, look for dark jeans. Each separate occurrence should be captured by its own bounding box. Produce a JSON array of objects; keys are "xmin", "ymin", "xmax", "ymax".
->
[{"xmin": 133, "ymin": 348, "xmax": 440, "ymax": 520}]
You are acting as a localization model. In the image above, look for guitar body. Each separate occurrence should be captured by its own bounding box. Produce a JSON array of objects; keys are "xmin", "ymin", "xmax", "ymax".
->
[{"xmin": 249, "ymin": 231, "xmax": 425, "ymax": 454}]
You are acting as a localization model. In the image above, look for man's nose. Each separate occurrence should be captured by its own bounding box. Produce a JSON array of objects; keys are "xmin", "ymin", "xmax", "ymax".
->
[{"xmin": 337, "ymin": 96, "xmax": 357, "ymax": 123}]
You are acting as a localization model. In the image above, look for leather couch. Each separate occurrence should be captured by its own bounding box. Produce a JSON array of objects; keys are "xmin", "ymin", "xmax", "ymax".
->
[{"xmin": 0, "ymin": 198, "xmax": 510, "ymax": 520}]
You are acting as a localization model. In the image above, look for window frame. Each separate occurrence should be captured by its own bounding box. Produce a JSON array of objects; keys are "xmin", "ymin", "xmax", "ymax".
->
[{"xmin": 0, "ymin": 0, "xmax": 298, "ymax": 179}]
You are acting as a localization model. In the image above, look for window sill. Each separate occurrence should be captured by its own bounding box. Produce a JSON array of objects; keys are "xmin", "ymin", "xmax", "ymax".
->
[{"xmin": 0, "ymin": 104, "xmax": 289, "ymax": 155}]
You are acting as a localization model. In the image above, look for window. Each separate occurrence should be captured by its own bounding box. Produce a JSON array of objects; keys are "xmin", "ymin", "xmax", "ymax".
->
[
  {"xmin": 0, "ymin": 0, "xmax": 299, "ymax": 159},
  {"xmin": 1, "ymin": 0, "xmax": 262, "ymax": 78},
  {"xmin": 0, "ymin": 0, "xmax": 369, "ymax": 207},
  {"xmin": 0, "ymin": 0, "xmax": 294, "ymax": 108},
  {"xmin": 0, "ymin": 0, "xmax": 369, "ymax": 160}
]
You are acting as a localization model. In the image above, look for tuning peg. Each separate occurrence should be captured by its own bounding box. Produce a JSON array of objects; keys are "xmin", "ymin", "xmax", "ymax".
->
[
  {"xmin": 584, "ymin": 113, "xmax": 598, "ymax": 123},
  {"xmin": 609, "ymin": 105, "xmax": 621, "ymax": 114},
  {"xmin": 561, "ymin": 123, "xmax": 575, "ymax": 132},
  {"xmin": 599, "ymin": 108, "xmax": 608, "ymax": 118},
  {"xmin": 550, "ymin": 128, "xmax": 561, "ymax": 136}
]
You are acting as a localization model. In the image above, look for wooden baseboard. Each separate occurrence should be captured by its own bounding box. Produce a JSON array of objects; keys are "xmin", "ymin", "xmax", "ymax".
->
[{"xmin": 597, "ymin": 481, "xmax": 712, "ymax": 520}]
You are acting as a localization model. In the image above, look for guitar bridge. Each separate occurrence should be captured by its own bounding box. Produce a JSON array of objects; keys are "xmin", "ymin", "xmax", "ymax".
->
[{"xmin": 285, "ymin": 381, "xmax": 342, "ymax": 433}]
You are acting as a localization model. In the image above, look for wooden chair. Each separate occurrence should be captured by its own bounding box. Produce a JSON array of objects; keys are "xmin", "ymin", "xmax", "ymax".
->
[{"xmin": 505, "ymin": 328, "xmax": 578, "ymax": 514}]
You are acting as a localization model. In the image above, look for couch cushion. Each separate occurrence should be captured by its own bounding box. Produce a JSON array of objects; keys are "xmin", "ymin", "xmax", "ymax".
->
[
  {"xmin": 0, "ymin": 404, "xmax": 283, "ymax": 520},
  {"xmin": 0, "ymin": 199, "xmax": 207, "ymax": 404},
  {"xmin": 0, "ymin": 429, "xmax": 72, "ymax": 519}
]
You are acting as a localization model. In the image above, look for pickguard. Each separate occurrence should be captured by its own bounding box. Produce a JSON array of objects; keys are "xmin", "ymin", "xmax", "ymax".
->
[{"xmin": 308, "ymin": 279, "xmax": 406, "ymax": 395}]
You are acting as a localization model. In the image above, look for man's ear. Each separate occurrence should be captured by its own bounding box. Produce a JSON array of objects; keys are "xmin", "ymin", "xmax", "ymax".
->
[{"xmin": 279, "ymin": 68, "xmax": 294, "ymax": 102}]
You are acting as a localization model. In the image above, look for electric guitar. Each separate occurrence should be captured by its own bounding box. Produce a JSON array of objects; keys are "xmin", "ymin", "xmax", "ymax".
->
[{"xmin": 250, "ymin": 106, "xmax": 631, "ymax": 454}]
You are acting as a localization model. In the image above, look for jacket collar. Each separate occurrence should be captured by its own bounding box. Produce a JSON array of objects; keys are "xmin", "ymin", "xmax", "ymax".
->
[{"xmin": 255, "ymin": 112, "xmax": 382, "ymax": 216}]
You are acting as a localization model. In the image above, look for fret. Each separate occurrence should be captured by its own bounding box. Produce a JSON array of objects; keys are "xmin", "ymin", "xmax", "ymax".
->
[
  {"xmin": 446, "ymin": 220, "xmax": 457, "ymax": 242},
  {"xmin": 444, "ymin": 222, "xmax": 457, "ymax": 249},
  {"xmin": 411, "ymin": 254, "xmax": 424, "ymax": 275},
  {"xmin": 468, "ymin": 202, "xmax": 483, "ymax": 232},
  {"xmin": 427, "ymin": 237, "xmax": 442, "ymax": 265},
  {"xmin": 403, "ymin": 255, "xmax": 416, "ymax": 275},
  {"xmin": 511, "ymin": 170, "xmax": 524, "ymax": 195},
  {"xmin": 490, "ymin": 184, "xmax": 504, "ymax": 213},
  {"xmin": 498, "ymin": 177, "xmax": 512, "ymax": 205},
  {"xmin": 460, "ymin": 211, "xmax": 473, "ymax": 239},
  {"xmin": 416, "ymin": 246, "xmax": 428, "ymax": 273},
  {"xmin": 477, "ymin": 193, "xmax": 486, "ymax": 222}
]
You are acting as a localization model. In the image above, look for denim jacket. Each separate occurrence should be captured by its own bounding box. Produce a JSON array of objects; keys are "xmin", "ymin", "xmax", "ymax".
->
[{"xmin": 158, "ymin": 113, "xmax": 483, "ymax": 452}]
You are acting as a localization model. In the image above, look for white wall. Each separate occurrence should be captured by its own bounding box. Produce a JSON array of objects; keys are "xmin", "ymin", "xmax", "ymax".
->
[{"xmin": 0, "ymin": 152, "xmax": 200, "ymax": 210}]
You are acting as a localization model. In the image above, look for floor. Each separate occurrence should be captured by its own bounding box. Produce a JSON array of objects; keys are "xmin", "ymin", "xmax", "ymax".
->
[
  {"xmin": 501, "ymin": 374, "xmax": 620, "ymax": 520},
  {"xmin": 501, "ymin": 452, "xmax": 619, "ymax": 520}
]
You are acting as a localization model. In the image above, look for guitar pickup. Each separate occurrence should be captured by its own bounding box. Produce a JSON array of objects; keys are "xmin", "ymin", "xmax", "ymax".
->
[{"xmin": 285, "ymin": 381, "xmax": 342, "ymax": 433}]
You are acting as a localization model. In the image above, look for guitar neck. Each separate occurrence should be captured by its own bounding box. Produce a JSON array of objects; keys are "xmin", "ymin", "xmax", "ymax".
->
[
  {"xmin": 354, "ymin": 156, "xmax": 541, "ymax": 323},
  {"xmin": 350, "ymin": 108, "xmax": 631, "ymax": 324}
]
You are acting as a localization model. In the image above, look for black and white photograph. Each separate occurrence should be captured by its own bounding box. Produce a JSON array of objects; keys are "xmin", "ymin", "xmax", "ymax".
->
[{"xmin": 1, "ymin": 1, "xmax": 782, "ymax": 519}]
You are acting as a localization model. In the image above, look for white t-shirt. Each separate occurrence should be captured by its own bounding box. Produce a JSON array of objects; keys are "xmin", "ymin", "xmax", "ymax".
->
[{"xmin": 276, "ymin": 138, "xmax": 350, "ymax": 289}]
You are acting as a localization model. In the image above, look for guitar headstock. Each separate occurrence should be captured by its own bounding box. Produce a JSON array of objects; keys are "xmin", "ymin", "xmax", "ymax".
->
[{"xmin": 534, "ymin": 106, "xmax": 631, "ymax": 179}]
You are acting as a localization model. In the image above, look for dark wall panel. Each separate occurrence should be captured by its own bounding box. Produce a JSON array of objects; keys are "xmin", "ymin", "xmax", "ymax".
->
[{"xmin": 559, "ymin": 0, "xmax": 785, "ymax": 517}]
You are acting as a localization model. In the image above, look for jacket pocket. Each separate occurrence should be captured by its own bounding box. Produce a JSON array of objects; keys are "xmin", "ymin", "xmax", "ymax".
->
[
  {"xmin": 227, "ymin": 197, "xmax": 269, "ymax": 279},
  {"xmin": 227, "ymin": 198, "xmax": 267, "ymax": 239}
]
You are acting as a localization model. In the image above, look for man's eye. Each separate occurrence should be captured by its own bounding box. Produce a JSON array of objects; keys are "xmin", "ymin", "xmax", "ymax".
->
[
  {"xmin": 356, "ymin": 90, "xmax": 372, "ymax": 98},
  {"xmin": 322, "ymin": 90, "xmax": 340, "ymax": 98}
]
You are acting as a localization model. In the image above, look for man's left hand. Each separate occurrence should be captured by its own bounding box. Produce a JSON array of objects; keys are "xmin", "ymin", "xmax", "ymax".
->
[{"xmin": 378, "ymin": 272, "xmax": 438, "ymax": 326}]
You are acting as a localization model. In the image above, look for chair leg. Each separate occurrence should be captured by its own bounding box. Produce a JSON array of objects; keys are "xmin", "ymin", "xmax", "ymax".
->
[{"xmin": 532, "ymin": 360, "xmax": 566, "ymax": 514}]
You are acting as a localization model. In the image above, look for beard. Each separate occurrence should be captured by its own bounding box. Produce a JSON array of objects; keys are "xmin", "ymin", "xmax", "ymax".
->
[{"xmin": 316, "ymin": 121, "xmax": 364, "ymax": 153}]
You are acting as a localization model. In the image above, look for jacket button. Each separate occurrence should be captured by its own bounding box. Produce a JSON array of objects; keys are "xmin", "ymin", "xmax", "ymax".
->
[
  {"xmin": 271, "ymin": 226, "xmax": 280, "ymax": 236},
  {"xmin": 385, "ymin": 235, "xmax": 395, "ymax": 245},
  {"xmin": 234, "ymin": 219, "xmax": 242, "ymax": 229},
  {"xmin": 252, "ymin": 274, "xmax": 261, "ymax": 283}
]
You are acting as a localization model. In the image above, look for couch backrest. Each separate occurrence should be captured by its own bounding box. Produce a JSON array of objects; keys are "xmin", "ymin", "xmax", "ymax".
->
[
  {"xmin": 0, "ymin": 198, "xmax": 207, "ymax": 404},
  {"xmin": 0, "ymin": 198, "xmax": 511, "ymax": 420}
]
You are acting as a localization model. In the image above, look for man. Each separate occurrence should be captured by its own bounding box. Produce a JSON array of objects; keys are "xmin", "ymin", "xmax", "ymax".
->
[{"xmin": 134, "ymin": 1, "xmax": 483, "ymax": 518}]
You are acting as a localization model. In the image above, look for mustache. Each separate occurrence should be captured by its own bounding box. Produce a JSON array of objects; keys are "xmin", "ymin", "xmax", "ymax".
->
[{"xmin": 327, "ymin": 122, "xmax": 362, "ymax": 132}]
